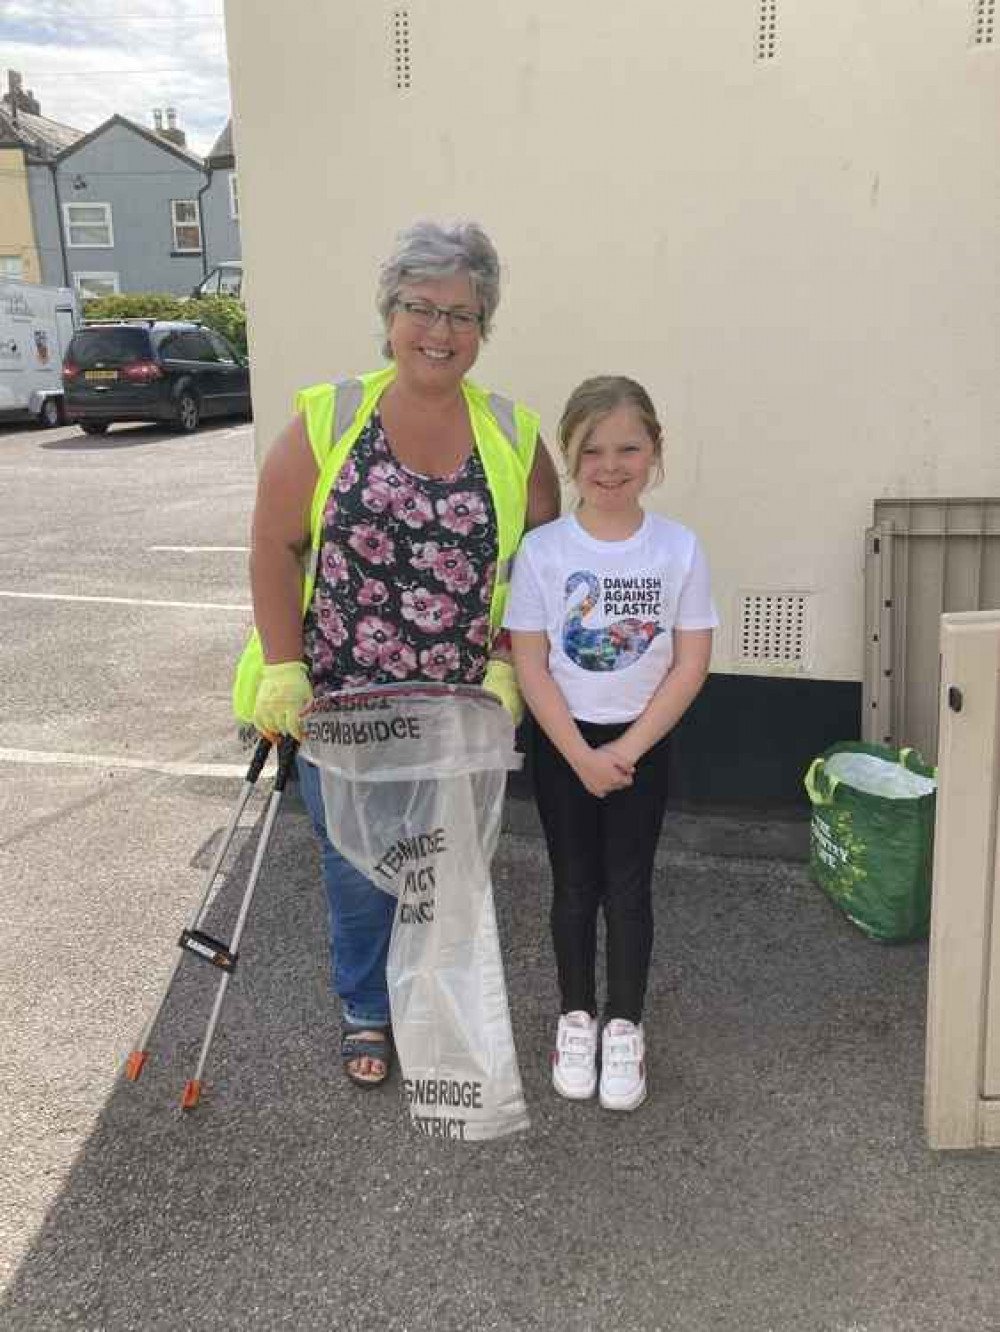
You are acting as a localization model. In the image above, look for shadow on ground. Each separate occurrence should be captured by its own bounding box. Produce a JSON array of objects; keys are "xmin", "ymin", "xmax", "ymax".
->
[
  {"xmin": 3, "ymin": 800, "xmax": 1000, "ymax": 1332},
  {"xmin": 39, "ymin": 424, "xmax": 177, "ymax": 451},
  {"xmin": 40, "ymin": 420, "xmax": 250, "ymax": 452}
]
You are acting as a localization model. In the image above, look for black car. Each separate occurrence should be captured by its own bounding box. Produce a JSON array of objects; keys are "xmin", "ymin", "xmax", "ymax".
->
[{"xmin": 62, "ymin": 320, "xmax": 251, "ymax": 435}]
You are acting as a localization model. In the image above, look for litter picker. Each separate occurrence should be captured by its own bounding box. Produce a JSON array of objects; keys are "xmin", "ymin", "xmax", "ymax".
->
[{"xmin": 124, "ymin": 733, "xmax": 298, "ymax": 1109}]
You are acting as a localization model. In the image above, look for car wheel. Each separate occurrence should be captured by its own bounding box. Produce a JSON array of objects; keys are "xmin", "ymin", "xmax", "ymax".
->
[
  {"xmin": 39, "ymin": 398, "xmax": 63, "ymax": 429},
  {"xmin": 81, "ymin": 421, "xmax": 110, "ymax": 436},
  {"xmin": 175, "ymin": 392, "xmax": 201, "ymax": 433}
]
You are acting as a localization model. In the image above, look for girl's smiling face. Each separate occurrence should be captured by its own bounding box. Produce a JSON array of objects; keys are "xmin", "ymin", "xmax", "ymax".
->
[{"xmin": 571, "ymin": 405, "xmax": 659, "ymax": 514}]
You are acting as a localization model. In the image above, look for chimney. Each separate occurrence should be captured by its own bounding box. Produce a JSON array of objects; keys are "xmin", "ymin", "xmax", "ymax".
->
[
  {"xmin": 5, "ymin": 70, "xmax": 41, "ymax": 120},
  {"xmin": 157, "ymin": 105, "xmax": 187, "ymax": 149}
]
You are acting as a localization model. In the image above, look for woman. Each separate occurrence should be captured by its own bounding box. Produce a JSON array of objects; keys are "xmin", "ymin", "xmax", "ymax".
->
[{"xmin": 237, "ymin": 221, "xmax": 560, "ymax": 1088}]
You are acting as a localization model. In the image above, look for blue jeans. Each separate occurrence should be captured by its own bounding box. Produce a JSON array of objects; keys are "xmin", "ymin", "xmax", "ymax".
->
[{"xmin": 296, "ymin": 756, "xmax": 395, "ymax": 1029}]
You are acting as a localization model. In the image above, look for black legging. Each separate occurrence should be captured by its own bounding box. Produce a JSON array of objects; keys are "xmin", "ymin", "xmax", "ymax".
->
[{"xmin": 531, "ymin": 718, "xmax": 671, "ymax": 1025}]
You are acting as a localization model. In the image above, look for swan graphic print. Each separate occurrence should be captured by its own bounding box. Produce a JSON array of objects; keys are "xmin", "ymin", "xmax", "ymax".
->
[{"xmin": 562, "ymin": 570, "xmax": 664, "ymax": 672}]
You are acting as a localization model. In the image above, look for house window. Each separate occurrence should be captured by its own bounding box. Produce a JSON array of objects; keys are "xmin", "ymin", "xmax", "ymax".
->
[
  {"xmin": 65, "ymin": 203, "xmax": 114, "ymax": 248},
  {"xmin": 171, "ymin": 200, "xmax": 203, "ymax": 253},
  {"xmin": 73, "ymin": 272, "xmax": 121, "ymax": 299},
  {"xmin": 0, "ymin": 255, "xmax": 24, "ymax": 277},
  {"xmin": 229, "ymin": 173, "xmax": 239, "ymax": 220}
]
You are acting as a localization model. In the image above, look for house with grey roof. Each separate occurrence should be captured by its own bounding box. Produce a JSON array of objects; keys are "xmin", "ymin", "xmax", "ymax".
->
[
  {"xmin": 0, "ymin": 102, "xmax": 82, "ymax": 158},
  {"xmin": 0, "ymin": 76, "xmax": 83, "ymax": 283},
  {"xmin": 3, "ymin": 73, "xmax": 241, "ymax": 299}
]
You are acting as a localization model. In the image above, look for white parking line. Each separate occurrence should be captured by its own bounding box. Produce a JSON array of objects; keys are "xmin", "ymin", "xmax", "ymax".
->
[
  {"xmin": 149, "ymin": 546, "xmax": 250, "ymax": 553},
  {"xmin": 0, "ymin": 590, "xmax": 251, "ymax": 611},
  {"xmin": 0, "ymin": 747, "xmax": 253, "ymax": 779}
]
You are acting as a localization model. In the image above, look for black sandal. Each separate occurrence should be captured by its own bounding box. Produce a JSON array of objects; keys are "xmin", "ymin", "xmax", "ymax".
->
[{"xmin": 341, "ymin": 1026, "xmax": 393, "ymax": 1089}]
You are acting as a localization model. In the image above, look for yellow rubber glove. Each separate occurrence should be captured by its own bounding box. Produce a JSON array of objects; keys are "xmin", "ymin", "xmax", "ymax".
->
[
  {"xmin": 253, "ymin": 661, "xmax": 312, "ymax": 740},
  {"xmin": 483, "ymin": 659, "xmax": 524, "ymax": 727}
]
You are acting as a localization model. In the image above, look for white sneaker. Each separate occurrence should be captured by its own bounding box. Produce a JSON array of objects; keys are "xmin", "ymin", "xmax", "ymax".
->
[
  {"xmin": 599, "ymin": 1019, "xmax": 647, "ymax": 1111},
  {"xmin": 551, "ymin": 1011, "xmax": 599, "ymax": 1100}
]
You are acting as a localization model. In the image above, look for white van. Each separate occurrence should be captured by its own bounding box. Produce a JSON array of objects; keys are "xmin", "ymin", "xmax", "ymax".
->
[{"xmin": 0, "ymin": 280, "xmax": 79, "ymax": 427}]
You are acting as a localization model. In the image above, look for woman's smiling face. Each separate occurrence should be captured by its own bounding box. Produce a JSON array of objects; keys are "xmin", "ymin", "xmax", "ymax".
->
[{"xmin": 387, "ymin": 272, "xmax": 482, "ymax": 393}]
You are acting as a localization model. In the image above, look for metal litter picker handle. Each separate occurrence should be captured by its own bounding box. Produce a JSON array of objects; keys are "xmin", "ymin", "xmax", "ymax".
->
[{"xmin": 123, "ymin": 735, "xmax": 298, "ymax": 1109}]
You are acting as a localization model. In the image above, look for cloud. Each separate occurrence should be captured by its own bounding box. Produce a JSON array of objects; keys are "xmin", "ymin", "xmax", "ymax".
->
[{"xmin": 4, "ymin": 0, "xmax": 230, "ymax": 155}]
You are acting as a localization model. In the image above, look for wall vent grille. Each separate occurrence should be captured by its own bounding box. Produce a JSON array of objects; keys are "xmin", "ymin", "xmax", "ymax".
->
[
  {"xmin": 737, "ymin": 592, "xmax": 809, "ymax": 665},
  {"xmin": 755, "ymin": 0, "xmax": 778, "ymax": 60},
  {"xmin": 972, "ymin": 0, "xmax": 996, "ymax": 45},
  {"xmin": 392, "ymin": 8, "xmax": 412, "ymax": 89}
]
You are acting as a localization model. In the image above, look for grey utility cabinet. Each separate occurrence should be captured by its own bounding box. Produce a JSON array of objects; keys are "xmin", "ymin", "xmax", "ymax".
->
[{"xmin": 864, "ymin": 499, "xmax": 1000, "ymax": 762}]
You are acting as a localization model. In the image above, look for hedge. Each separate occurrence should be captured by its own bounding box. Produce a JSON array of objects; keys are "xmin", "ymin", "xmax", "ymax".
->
[{"xmin": 81, "ymin": 293, "xmax": 248, "ymax": 355}]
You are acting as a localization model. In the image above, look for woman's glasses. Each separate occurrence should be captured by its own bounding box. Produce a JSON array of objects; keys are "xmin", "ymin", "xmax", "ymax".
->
[{"xmin": 396, "ymin": 298, "xmax": 483, "ymax": 334}]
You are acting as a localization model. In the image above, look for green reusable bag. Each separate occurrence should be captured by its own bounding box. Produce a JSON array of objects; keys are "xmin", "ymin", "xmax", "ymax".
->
[{"xmin": 803, "ymin": 742, "xmax": 937, "ymax": 941}]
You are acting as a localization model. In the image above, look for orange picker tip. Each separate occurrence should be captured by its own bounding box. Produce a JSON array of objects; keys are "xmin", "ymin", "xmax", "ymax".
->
[
  {"xmin": 181, "ymin": 1080, "xmax": 202, "ymax": 1110},
  {"xmin": 124, "ymin": 1051, "xmax": 149, "ymax": 1081}
]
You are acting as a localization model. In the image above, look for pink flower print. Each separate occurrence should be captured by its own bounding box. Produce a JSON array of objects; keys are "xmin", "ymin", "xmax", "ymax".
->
[
  {"xmin": 400, "ymin": 587, "xmax": 436, "ymax": 631},
  {"xmin": 435, "ymin": 491, "xmax": 488, "ymax": 536},
  {"xmin": 354, "ymin": 615, "xmax": 399, "ymax": 666},
  {"xmin": 320, "ymin": 543, "xmax": 349, "ymax": 586},
  {"xmin": 357, "ymin": 576, "xmax": 389, "ymax": 607},
  {"xmin": 427, "ymin": 593, "xmax": 459, "ymax": 631},
  {"xmin": 314, "ymin": 591, "xmax": 348, "ymax": 646},
  {"xmin": 466, "ymin": 615, "xmax": 489, "ymax": 647},
  {"xmin": 390, "ymin": 485, "xmax": 434, "ymax": 530},
  {"xmin": 480, "ymin": 561, "xmax": 497, "ymax": 603},
  {"xmin": 309, "ymin": 637, "xmax": 336, "ymax": 676},
  {"xmin": 379, "ymin": 638, "xmax": 417, "ymax": 680},
  {"xmin": 348, "ymin": 523, "xmax": 395, "ymax": 566},
  {"xmin": 463, "ymin": 654, "xmax": 488, "ymax": 684},
  {"xmin": 419, "ymin": 642, "xmax": 460, "ymax": 680},
  {"xmin": 411, "ymin": 541, "xmax": 441, "ymax": 572},
  {"xmin": 361, "ymin": 461, "xmax": 406, "ymax": 513},
  {"xmin": 411, "ymin": 540, "xmax": 474, "ymax": 591},
  {"xmin": 401, "ymin": 587, "xmax": 459, "ymax": 633},
  {"xmin": 336, "ymin": 456, "xmax": 359, "ymax": 493},
  {"xmin": 428, "ymin": 546, "xmax": 476, "ymax": 594}
]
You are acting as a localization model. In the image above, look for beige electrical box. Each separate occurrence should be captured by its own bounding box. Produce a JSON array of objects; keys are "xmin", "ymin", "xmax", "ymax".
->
[{"xmin": 925, "ymin": 609, "xmax": 1000, "ymax": 1150}]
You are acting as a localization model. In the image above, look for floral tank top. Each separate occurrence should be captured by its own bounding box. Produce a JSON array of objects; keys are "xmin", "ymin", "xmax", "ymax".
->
[{"xmin": 302, "ymin": 410, "xmax": 498, "ymax": 694}]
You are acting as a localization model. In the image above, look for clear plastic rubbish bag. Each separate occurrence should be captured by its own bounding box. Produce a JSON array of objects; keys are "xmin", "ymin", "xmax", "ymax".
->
[{"xmin": 301, "ymin": 682, "xmax": 530, "ymax": 1141}]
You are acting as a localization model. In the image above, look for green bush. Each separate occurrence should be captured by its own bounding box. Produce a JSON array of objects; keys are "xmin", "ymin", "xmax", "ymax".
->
[
  {"xmin": 82, "ymin": 293, "xmax": 185, "ymax": 322},
  {"xmin": 82, "ymin": 293, "xmax": 247, "ymax": 356},
  {"xmin": 192, "ymin": 296, "xmax": 247, "ymax": 354}
]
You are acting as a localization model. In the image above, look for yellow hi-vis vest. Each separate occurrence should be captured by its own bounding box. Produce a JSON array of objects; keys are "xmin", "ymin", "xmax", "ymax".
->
[{"xmin": 232, "ymin": 365, "xmax": 540, "ymax": 722}]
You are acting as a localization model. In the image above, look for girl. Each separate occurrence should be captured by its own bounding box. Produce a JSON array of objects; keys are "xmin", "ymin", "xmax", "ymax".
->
[{"xmin": 505, "ymin": 376, "xmax": 717, "ymax": 1110}]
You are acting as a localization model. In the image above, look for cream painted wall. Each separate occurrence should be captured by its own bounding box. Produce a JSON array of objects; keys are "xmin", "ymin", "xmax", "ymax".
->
[
  {"xmin": 224, "ymin": 0, "xmax": 1000, "ymax": 680},
  {"xmin": 0, "ymin": 149, "xmax": 42, "ymax": 282}
]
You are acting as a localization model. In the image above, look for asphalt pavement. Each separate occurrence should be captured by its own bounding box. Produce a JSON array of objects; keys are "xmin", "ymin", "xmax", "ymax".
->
[{"xmin": 1, "ymin": 417, "xmax": 999, "ymax": 1332}]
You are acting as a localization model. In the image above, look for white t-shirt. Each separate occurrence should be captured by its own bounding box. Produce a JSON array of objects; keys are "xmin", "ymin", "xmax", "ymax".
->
[{"xmin": 504, "ymin": 511, "xmax": 719, "ymax": 724}]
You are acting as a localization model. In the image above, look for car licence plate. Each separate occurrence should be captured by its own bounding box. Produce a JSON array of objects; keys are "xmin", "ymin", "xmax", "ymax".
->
[{"xmin": 85, "ymin": 369, "xmax": 118, "ymax": 381}]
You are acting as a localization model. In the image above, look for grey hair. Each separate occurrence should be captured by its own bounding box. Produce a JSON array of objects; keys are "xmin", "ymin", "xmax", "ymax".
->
[{"xmin": 377, "ymin": 220, "xmax": 501, "ymax": 357}]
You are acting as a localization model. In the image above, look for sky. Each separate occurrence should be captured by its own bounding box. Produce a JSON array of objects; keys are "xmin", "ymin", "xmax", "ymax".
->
[{"xmin": 2, "ymin": 0, "xmax": 231, "ymax": 157}]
